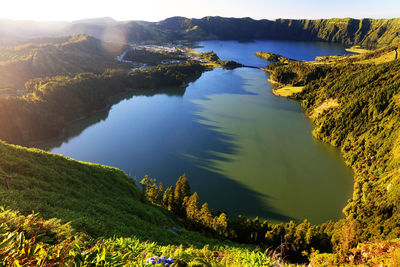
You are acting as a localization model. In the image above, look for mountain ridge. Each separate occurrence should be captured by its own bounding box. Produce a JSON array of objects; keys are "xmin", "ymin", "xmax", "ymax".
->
[{"xmin": 1, "ymin": 16, "xmax": 400, "ymax": 47}]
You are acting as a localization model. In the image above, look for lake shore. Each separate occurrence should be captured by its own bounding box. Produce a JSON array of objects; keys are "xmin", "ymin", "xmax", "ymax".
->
[{"xmin": 267, "ymin": 78, "xmax": 304, "ymax": 97}]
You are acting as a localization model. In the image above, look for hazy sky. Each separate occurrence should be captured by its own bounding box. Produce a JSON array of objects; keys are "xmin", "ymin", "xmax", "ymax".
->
[{"xmin": 2, "ymin": 0, "xmax": 400, "ymax": 22}]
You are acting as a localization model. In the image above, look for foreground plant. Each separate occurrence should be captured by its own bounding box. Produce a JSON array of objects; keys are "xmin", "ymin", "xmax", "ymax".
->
[{"xmin": 0, "ymin": 208, "xmax": 278, "ymax": 266}]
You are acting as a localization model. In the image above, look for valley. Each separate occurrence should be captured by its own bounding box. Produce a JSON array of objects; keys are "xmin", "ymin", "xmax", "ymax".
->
[{"xmin": 0, "ymin": 13, "xmax": 400, "ymax": 266}]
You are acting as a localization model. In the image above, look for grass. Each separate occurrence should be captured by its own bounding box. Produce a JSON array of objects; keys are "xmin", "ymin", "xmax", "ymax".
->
[
  {"xmin": 186, "ymin": 49, "xmax": 232, "ymax": 69},
  {"xmin": 310, "ymin": 239, "xmax": 400, "ymax": 266},
  {"xmin": 314, "ymin": 44, "xmax": 399, "ymax": 66},
  {"xmin": 273, "ymin": 85, "xmax": 304, "ymax": 97},
  {"xmin": 357, "ymin": 50, "xmax": 398, "ymax": 65},
  {"xmin": 0, "ymin": 140, "xmax": 236, "ymax": 248},
  {"xmin": 0, "ymin": 139, "xmax": 283, "ymax": 265},
  {"xmin": 345, "ymin": 45, "xmax": 371, "ymax": 54},
  {"xmin": 0, "ymin": 207, "xmax": 279, "ymax": 266}
]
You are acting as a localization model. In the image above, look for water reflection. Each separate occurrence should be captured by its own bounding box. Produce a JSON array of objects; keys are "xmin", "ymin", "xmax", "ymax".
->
[{"xmin": 40, "ymin": 40, "xmax": 354, "ymax": 224}]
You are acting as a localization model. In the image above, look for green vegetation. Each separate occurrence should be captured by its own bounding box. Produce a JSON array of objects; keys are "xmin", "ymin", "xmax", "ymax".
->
[
  {"xmin": 141, "ymin": 175, "xmax": 339, "ymax": 263},
  {"xmin": 255, "ymin": 51, "xmax": 293, "ymax": 63},
  {"xmin": 1, "ymin": 20, "xmax": 400, "ymax": 264},
  {"xmin": 255, "ymin": 52, "xmax": 304, "ymax": 97},
  {"xmin": 0, "ymin": 62, "xmax": 205, "ymax": 145},
  {"xmin": 265, "ymin": 44, "xmax": 400, "ymax": 263},
  {"xmin": 144, "ymin": 17, "xmax": 400, "ymax": 47},
  {"xmin": 0, "ymin": 208, "xmax": 278, "ymax": 266},
  {"xmin": 273, "ymin": 18, "xmax": 400, "ymax": 48},
  {"xmin": 0, "ymin": 138, "xmax": 340, "ymax": 264},
  {"xmin": 0, "ymin": 34, "xmax": 124, "ymax": 93},
  {"xmin": 0, "ymin": 140, "xmax": 174, "ymax": 240},
  {"xmin": 273, "ymin": 85, "xmax": 304, "ymax": 97},
  {"xmin": 0, "ymin": 140, "xmax": 243, "ymax": 246},
  {"xmin": 3, "ymin": 17, "xmax": 400, "ymax": 48},
  {"xmin": 0, "ymin": 143, "xmax": 281, "ymax": 266},
  {"xmin": 315, "ymin": 43, "xmax": 399, "ymax": 65},
  {"xmin": 197, "ymin": 51, "xmax": 243, "ymax": 69},
  {"xmin": 345, "ymin": 45, "xmax": 371, "ymax": 54}
]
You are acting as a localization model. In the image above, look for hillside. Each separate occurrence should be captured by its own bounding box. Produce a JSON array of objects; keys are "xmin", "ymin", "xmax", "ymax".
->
[
  {"xmin": 0, "ymin": 33, "xmax": 247, "ymax": 146},
  {"xmin": 0, "ymin": 34, "xmax": 124, "ymax": 93},
  {"xmin": 0, "ymin": 62, "xmax": 205, "ymax": 145},
  {"xmin": 265, "ymin": 44, "xmax": 400, "ymax": 265},
  {"xmin": 0, "ymin": 18, "xmax": 400, "ymax": 265},
  {"xmin": 1, "ymin": 17, "xmax": 400, "ymax": 48},
  {"xmin": 0, "ymin": 140, "xmax": 280, "ymax": 266}
]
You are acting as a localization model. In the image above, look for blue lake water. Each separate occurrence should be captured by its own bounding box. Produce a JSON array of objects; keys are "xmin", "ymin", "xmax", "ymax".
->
[{"xmin": 40, "ymin": 40, "xmax": 354, "ymax": 224}]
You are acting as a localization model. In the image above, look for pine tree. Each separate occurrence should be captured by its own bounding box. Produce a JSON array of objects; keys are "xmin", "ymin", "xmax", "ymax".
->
[
  {"xmin": 140, "ymin": 175, "xmax": 151, "ymax": 202},
  {"xmin": 215, "ymin": 212, "xmax": 228, "ymax": 236},
  {"xmin": 174, "ymin": 174, "xmax": 191, "ymax": 214},
  {"xmin": 140, "ymin": 176, "xmax": 163, "ymax": 204},
  {"xmin": 185, "ymin": 192, "xmax": 200, "ymax": 220},
  {"xmin": 162, "ymin": 186, "xmax": 175, "ymax": 211},
  {"xmin": 199, "ymin": 203, "xmax": 213, "ymax": 228}
]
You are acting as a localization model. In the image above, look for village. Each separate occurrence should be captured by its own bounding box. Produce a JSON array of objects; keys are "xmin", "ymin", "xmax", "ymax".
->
[{"xmin": 115, "ymin": 43, "xmax": 203, "ymax": 70}]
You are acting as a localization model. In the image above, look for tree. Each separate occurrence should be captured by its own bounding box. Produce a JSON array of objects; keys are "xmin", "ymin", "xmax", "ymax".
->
[
  {"xmin": 174, "ymin": 174, "xmax": 191, "ymax": 214},
  {"xmin": 185, "ymin": 192, "xmax": 200, "ymax": 220},
  {"xmin": 140, "ymin": 175, "xmax": 163, "ymax": 204},
  {"xmin": 162, "ymin": 186, "xmax": 175, "ymax": 211},
  {"xmin": 214, "ymin": 213, "xmax": 228, "ymax": 236},
  {"xmin": 199, "ymin": 203, "xmax": 213, "ymax": 227}
]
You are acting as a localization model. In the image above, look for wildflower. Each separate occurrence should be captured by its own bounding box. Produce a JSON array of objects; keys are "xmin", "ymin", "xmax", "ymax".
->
[
  {"xmin": 145, "ymin": 255, "xmax": 174, "ymax": 265},
  {"xmin": 146, "ymin": 256, "xmax": 156, "ymax": 263}
]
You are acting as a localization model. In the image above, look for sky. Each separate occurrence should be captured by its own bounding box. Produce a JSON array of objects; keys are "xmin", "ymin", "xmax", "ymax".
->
[{"xmin": 1, "ymin": 0, "xmax": 400, "ymax": 22}]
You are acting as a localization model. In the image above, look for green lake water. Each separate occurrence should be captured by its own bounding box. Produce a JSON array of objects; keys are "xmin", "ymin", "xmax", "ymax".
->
[{"xmin": 40, "ymin": 40, "xmax": 354, "ymax": 223}]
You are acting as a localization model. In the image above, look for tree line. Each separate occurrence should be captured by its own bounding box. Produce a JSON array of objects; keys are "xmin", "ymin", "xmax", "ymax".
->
[
  {"xmin": 267, "ymin": 49, "xmax": 400, "ymax": 263},
  {"xmin": 0, "ymin": 62, "xmax": 205, "ymax": 145},
  {"xmin": 140, "ymin": 174, "xmax": 344, "ymax": 263}
]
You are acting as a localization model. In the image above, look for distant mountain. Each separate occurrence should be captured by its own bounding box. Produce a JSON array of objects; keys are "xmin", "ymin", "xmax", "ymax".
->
[
  {"xmin": 0, "ymin": 34, "xmax": 123, "ymax": 90},
  {"xmin": 0, "ymin": 16, "xmax": 399, "ymax": 47},
  {"xmin": 150, "ymin": 17, "xmax": 400, "ymax": 47},
  {"xmin": 71, "ymin": 17, "xmax": 118, "ymax": 25}
]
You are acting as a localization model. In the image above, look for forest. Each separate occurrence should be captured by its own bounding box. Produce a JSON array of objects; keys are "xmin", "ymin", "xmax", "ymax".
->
[
  {"xmin": 0, "ymin": 34, "xmax": 124, "ymax": 92},
  {"xmin": 2, "ymin": 17, "xmax": 400, "ymax": 48},
  {"xmin": 264, "ymin": 44, "xmax": 400, "ymax": 264},
  {"xmin": 0, "ymin": 18, "xmax": 400, "ymax": 265},
  {"xmin": 0, "ymin": 62, "xmax": 205, "ymax": 145}
]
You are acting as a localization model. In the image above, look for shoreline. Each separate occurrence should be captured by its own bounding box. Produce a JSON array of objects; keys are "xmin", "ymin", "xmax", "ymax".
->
[
  {"xmin": 28, "ymin": 86, "xmax": 184, "ymax": 148},
  {"xmin": 25, "ymin": 67, "xmax": 205, "ymax": 148},
  {"xmin": 267, "ymin": 78, "xmax": 286, "ymax": 97}
]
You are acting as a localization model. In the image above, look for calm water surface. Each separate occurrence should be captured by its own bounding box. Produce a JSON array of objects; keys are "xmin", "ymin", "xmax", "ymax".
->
[{"xmin": 40, "ymin": 40, "xmax": 354, "ymax": 223}]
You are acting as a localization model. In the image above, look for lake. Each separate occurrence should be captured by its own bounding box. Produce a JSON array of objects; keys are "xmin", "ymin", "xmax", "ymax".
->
[{"xmin": 40, "ymin": 40, "xmax": 354, "ymax": 224}]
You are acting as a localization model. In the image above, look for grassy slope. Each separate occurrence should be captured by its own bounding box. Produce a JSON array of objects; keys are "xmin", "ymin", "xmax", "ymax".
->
[
  {"xmin": 0, "ymin": 140, "xmax": 222, "ymax": 246},
  {"xmin": 315, "ymin": 44, "xmax": 399, "ymax": 65},
  {"xmin": 273, "ymin": 85, "xmax": 304, "ymax": 97},
  {"xmin": 151, "ymin": 17, "xmax": 400, "ymax": 47},
  {"xmin": 3, "ymin": 17, "xmax": 400, "ymax": 49},
  {"xmin": 345, "ymin": 45, "xmax": 371, "ymax": 54},
  {"xmin": 0, "ymin": 209, "xmax": 276, "ymax": 266},
  {"xmin": 0, "ymin": 141, "xmax": 279, "ymax": 265},
  {"xmin": 274, "ymin": 18, "xmax": 400, "ymax": 47},
  {"xmin": 0, "ymin": 34, "xmax": 124, "ymax": 92},
  {"xmin": 0, "ymin": 62, "xmax": 205, "ymax": 146}
]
